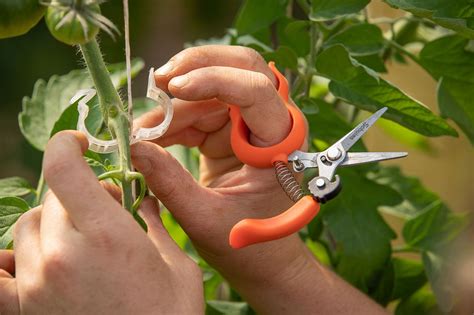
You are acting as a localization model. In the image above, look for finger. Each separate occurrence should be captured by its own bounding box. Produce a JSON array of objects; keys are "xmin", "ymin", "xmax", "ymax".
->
[
  {"xmin": 43, "ymin": 131, "xmax": 124, "ymax": 232},
  {"xmin": 154, "ymin": 45, "xmax": 276, "ymax": 88},
  {"xmin": 138, "ymin": 197, "xmax": 182, "ymax": 255},
  {"xmin": 40, "ymin": 191, "xmax": 77, "ymax": 249},
  {"xmin": 101, "ymin": 181, "xmax": 122, "ymax": 202},
  {"xmin": 135, "ymin": 98, "xmax": 234, "ymax": 158},
  {"xmin": 13, "ymin": 207, "xmax": 42, "ymax": 274},
  {"xmin": 131, "ymin": 142, "xmax": 218, "ymax": 225},
  {"xmin": 168, "ymin": 66, "xmax": 291, "ymax": 146},
  {"xmin": 0, "ymin": 270, "xmax": 18, "ymax": 314},
  {"xmin": 0, "ymin": 250, "xmax": 14, "ymax": 275}
]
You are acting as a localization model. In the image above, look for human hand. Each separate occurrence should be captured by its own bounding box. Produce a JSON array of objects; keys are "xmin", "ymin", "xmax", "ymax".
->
[
  {"xmin": 0, "ymin": 131, "xmax": 204, "ymax": 315},
  {"xmin": 131, "ymin": 45, "xmax": 388, "ymax": 314}
]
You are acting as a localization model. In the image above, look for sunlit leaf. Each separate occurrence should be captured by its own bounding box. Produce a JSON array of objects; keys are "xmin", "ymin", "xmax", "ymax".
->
[
  {"xmin": 419, "ymin": 35, "xmax": 474, "ymax": 144},
  {"xmin": 384, "ymin": 0, "xmax": 474, "ymax": 38},
  {"xmin": 316, "ymin": 45, "xmax": 458, "ymax": 137},
  {"xmin": 310, "ymin": 0, "xmax": 370, "ymax": 21}
]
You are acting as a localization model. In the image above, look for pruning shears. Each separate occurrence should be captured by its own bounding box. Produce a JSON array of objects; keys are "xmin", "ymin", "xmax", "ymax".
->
[{"xmin": 228, "ymin": 62, "xmax": 407, "ymax": 249}]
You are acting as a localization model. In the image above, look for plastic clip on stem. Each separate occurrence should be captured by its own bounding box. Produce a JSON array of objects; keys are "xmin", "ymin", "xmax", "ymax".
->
[
  {"xmin": 74, "ymin": 68, "xmax": 174, "ymax": 153},
  {"xmin": 228, "ymin": 62, "xmax": 320, "ymax": 249}
]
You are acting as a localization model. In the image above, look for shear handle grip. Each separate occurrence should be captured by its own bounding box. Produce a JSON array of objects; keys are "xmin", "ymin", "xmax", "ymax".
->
[
  {"xmin": 229, "ymin": 196, "xmax": 320, "ymax": 249},
  {"xmin": 229, "ymin": 62, "xmax": 306, "ymax": 168}
]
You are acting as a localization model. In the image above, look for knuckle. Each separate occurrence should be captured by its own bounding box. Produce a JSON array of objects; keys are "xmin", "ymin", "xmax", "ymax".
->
[
  {"xmin": 242, "ymin": 46, "xmax": 264, "ymax": 68},
  {"xmin": 90, "ymin": 228, "xmax": 119, "ymax": 253},
  {"xmin": 249, "ymin": 72, "xmax": 277, "ymax": 104},
  {"xmin": 43, "ymin": 246, "xmax": 70, "ymax": 278},
  {"xmin": 14, "ymin": 208, "xmax": 39, "ymax": 238}
]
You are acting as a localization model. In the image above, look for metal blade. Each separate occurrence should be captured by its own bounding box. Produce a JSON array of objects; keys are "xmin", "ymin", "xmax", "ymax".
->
[
  {"xmin": 338, "ymin": 107, "xmax": 387, "ymax": 152},
  {"xmin": 341, "ymin": 152, "xmax": 407, "ymax": 167}
]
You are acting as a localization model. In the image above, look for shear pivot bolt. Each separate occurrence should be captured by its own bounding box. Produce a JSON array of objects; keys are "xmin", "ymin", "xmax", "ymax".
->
[
  {"xmin": 316, "ymin": 178, "xmax": 326, "ymax": 188},
  {"xmin": 327, "ymin": 147, "xmax": 341, "ymax": 161}
]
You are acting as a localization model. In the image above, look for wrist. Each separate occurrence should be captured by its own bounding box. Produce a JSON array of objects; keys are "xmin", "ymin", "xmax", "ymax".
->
[{"xmin": 203, "ymin": 234, "xmax": 311, "ymax": 289}]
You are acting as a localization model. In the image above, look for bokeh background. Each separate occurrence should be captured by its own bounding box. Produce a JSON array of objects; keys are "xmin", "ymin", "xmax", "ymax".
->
[{"xmin": 0, "ymin": 1, "xmax": 471, "ymax": 214}]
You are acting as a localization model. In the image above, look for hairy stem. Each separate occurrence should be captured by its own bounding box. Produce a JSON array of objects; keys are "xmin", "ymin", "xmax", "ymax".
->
[{"xmin": 80, "ymin": 38, "xmax": 135, "ymax": 213}]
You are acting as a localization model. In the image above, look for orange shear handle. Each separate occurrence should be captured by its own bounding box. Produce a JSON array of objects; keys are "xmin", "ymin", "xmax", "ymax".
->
[
  {"xmin": 229, "ymin": 196, "xmax": 320, "ymax": 249},
  {"xmin": 228, "ymin": 62, "xmax": 306, "ymax": 168},
  {"xmin": 228, "ymin": 62, "xmax": 319, "ymax": 249}
]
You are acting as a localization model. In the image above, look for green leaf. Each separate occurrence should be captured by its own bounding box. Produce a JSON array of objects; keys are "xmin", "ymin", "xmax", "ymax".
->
[
  {"xmin": 315, "ymin": 45, "xmax": 458, "ymax": 137},
  {"xmin": 325, "ymin": 23, "xmax": 385, "ymax": 55},
  {"xmin": 384, "ymin": 0, "xmax": 474, "ymax": 38},
  {"xmin": 422, "ymin": 251, "xmax": 454, "ymax": 312},
  {"xmin": 305, "ymin": 239, "xmax": 331, "ymax": 266},
  {"xmin": 310, "ymin": 0, "xmax": 370, "ymax": 21},
  {"xmin": 402, "ymin": 202, "xmax": 469, "ymax": 251},
  {"xmin": 0, "ymin": 177, "xmax": 34, "ymax": 197},
  {"xmin": 277, "ymin": 19, "xmax": 310, "ymax": 57},
  {"xmin": 368, "ymin": 166, "xmax": 439, "ymax": 219},
  {"xmin": 206, "ymin": 301, "xmax": 250, "ymax": 315},
  {"xmin": 353, "ymin": 53, "xmax": 387, "ymax": 73},
  {"xmin": 438, "ymin": 77, "xmax": 474, "ymax": 144},
  {"xmin": 420, "ymin": 35, "xmax": 474, "ymax": 83},
  {"xmin": 262, "ymin": 45, "xmax": 298, "ymax": 70},
  {"xmin": 235, "ymin": 0, "xmax": 288, "ymax": 35},
  {"xmin": 370, "ymin": 259, "xmax": 395, "ymax": 306},
  {"xmin": 395, "ymin": 286, "xmax": 442, "ymax": 315},
  {"xmin": 305, "ymin": 99, "xmax": 367, "ymax": 151},
  {"xmin": 19, "ymin": 59, "xmax": 145, "ymax": 151},
  {"xmin": 419, "ymin": 35, "xmax": 474, "ymax": 143},
  {"xmin": 322, "ymin": 168, "xmax": 401, "ymax": 291},
  {"xmin": 391, "ymin": 257, "xmax": 427, "ymax": 300},
  {"xmin": 0, "ymin": 197, "xmax": 30, "ymax": 249}
]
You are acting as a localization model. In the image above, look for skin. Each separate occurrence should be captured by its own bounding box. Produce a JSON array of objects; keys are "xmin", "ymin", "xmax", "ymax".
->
[
  {"xmin": 130, "ymin": 45, "xmax": 388, "ymax": 314},
  {"xmin": 0, "ymin": 131, "xmax": 204, "ymax": 315}
]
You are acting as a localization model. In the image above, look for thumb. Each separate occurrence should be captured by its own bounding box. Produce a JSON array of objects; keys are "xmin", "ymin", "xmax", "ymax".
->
[
  {"xmin": 138, "ymin": 196, "xmax": 181, "ymax": 254},
  {"xmin": 0, "ymin": 271, "xmax": 18, "ymax": 313},
  {"xmin": 131, "ymin": 141, "xmax": 216, "ymax": 223}
]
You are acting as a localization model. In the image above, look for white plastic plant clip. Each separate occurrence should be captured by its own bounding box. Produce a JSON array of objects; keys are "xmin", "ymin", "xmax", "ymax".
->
[
  {"xmin": 72, "ymin": 67, "xmax": 174, "ymax": 154},
  {"xmin": 73, "ymin": 89, "xmax": 119, "ymax": 154},
  {"xmin": 130, "ymin": 68, "xmax": 174, "ymax": 144}
]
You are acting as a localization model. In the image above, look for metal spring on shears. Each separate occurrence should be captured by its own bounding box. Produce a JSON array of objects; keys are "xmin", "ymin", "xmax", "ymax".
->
[{"xmin": 273, "ymin": 161, "xmax": 305, "ymax": 202}]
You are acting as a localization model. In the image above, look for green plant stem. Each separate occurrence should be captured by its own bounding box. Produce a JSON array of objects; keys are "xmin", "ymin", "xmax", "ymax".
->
[
  {"xmin": 80, "ymin": 38, "xmax": 135, "ymax": 213},
  {"xmin": 304, "ymin": 22, "xmax": 321, "ymax": 97},
  {"xmin": 35, "ymin": 170, "xmax": 46, "ymax": 206},
  {"xmin": 296, "ymin": 0, "xmax": 310, "ymax": 15},
  {"xmin": 388, "ymin": 40, "xmax": 424, "ymax": 68},
  {"xmin": 393, "ymin": 245, "xmax": 420, "ymax": 253}
]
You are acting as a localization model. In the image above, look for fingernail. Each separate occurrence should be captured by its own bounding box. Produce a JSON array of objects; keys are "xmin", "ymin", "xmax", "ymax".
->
[
  {"xmin": 155, "ymin": 61, "xmax": 173, "ymax": 76},
  {"xmin": 169, "ymin": 75, "xmax": 189, "ymax": 88}
]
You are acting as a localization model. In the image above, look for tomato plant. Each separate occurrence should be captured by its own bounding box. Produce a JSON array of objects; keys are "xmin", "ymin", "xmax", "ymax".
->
[{"xmin": 0, "ymin": 0, "xmax": 473, "ymax": 314}]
